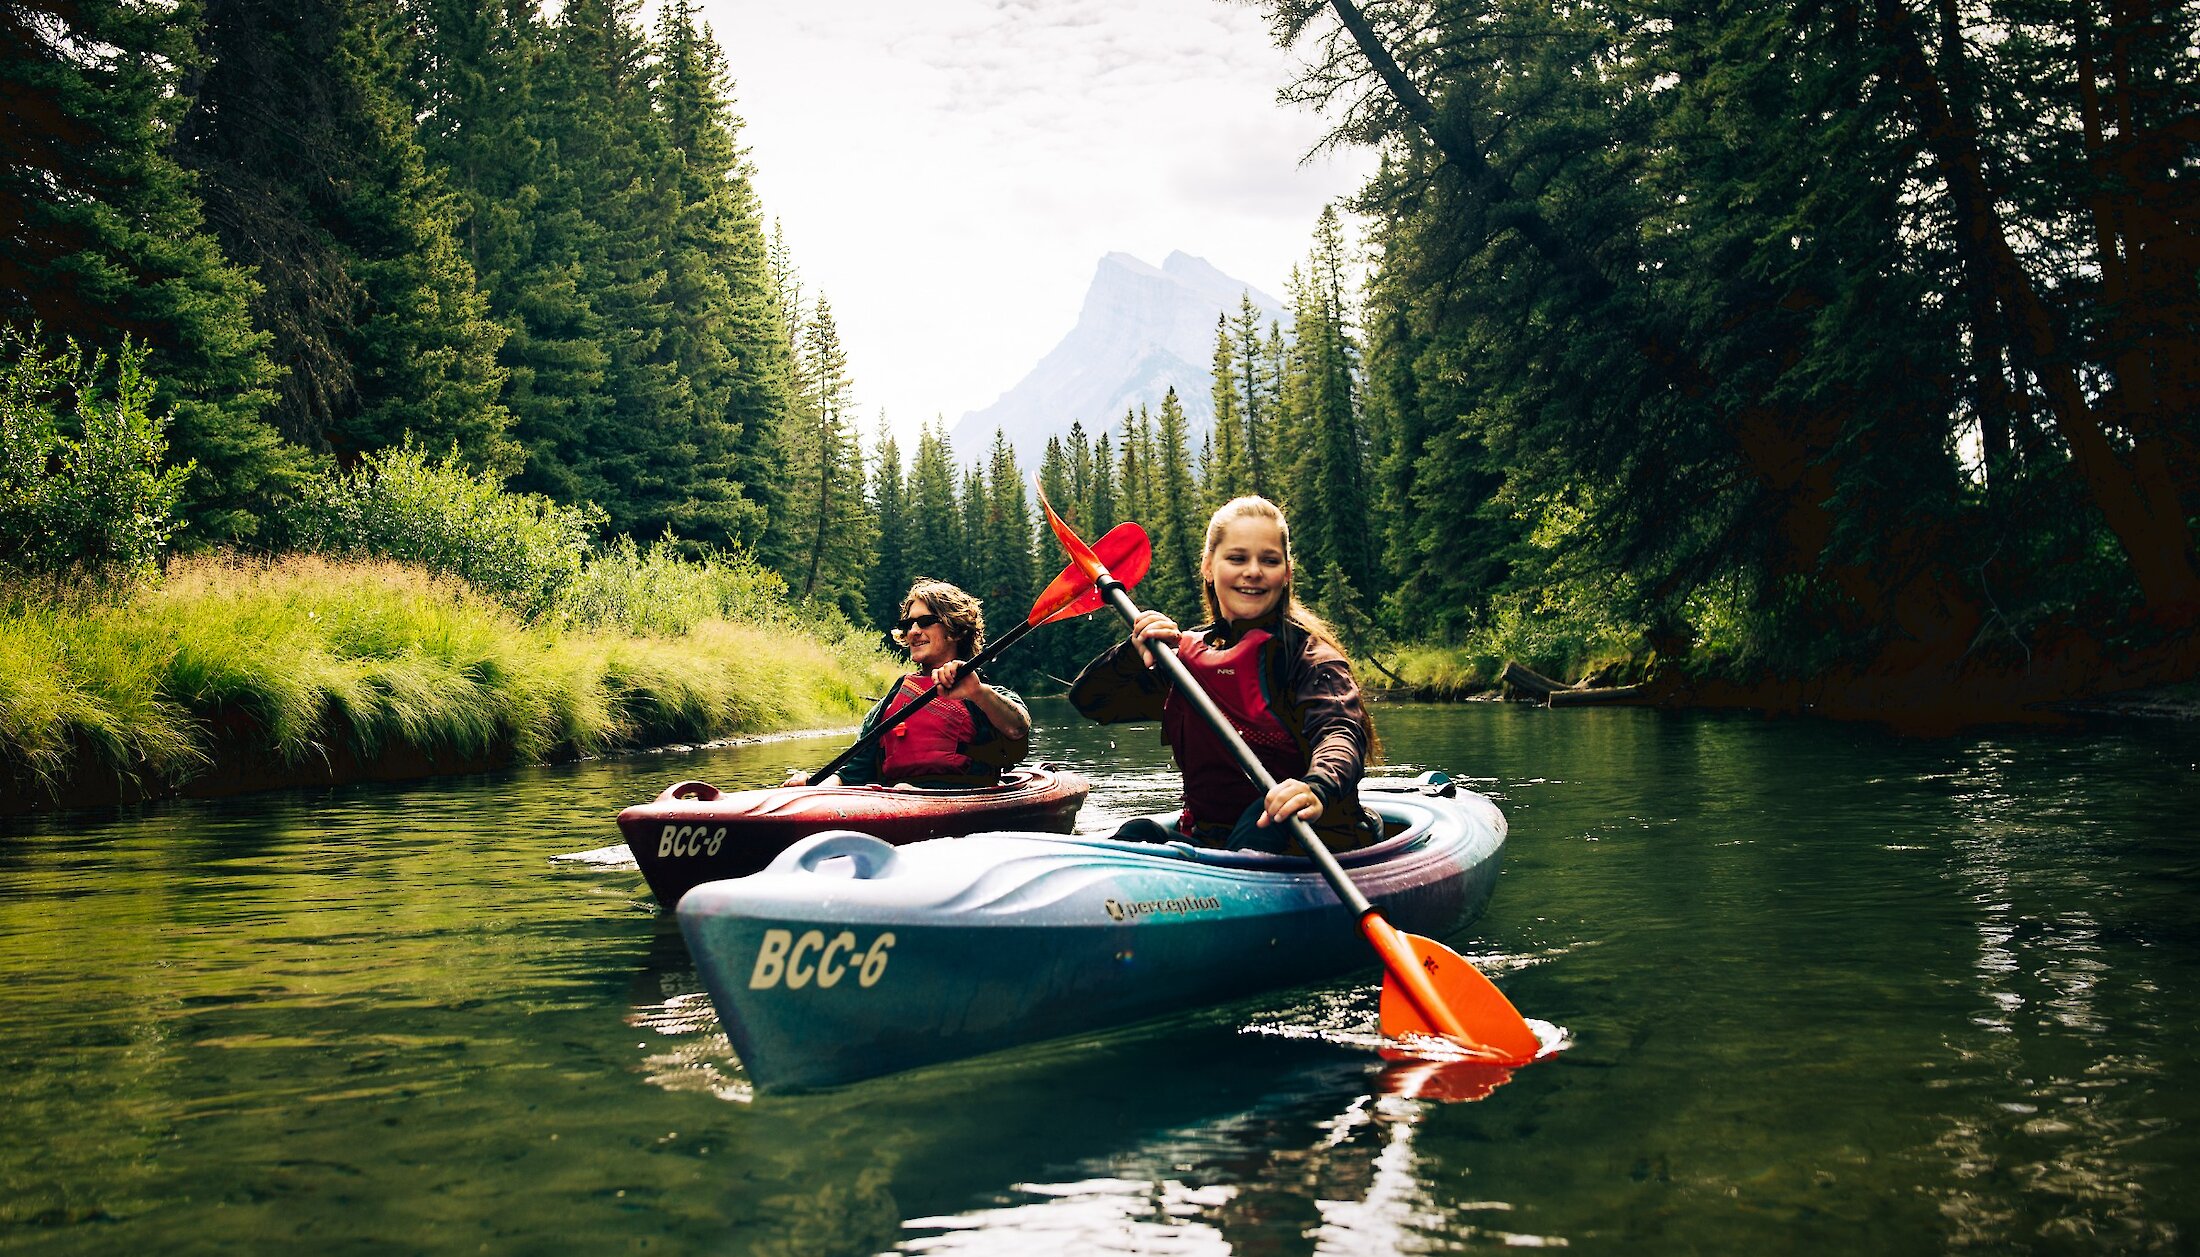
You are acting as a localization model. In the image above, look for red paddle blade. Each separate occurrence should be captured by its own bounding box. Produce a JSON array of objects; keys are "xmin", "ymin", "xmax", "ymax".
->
[
  {"xmin": 1062, "ymin": 523, "xmax": 1151, "ymax": 616},
  {"xmin": 1364, "ymin": 916, "xmax": 1541, "ymax": 1065},
  {"xmin": 1038, "ymin": 486, "xmax": 1105, "ymax": 578},
  {"xmin": 1026, "ymin": 522, "xmax": 1153, "ymax": 626},
  {"xmin": 1027, "ymin": 555, "xmax": 1093, "ymax": 626}
]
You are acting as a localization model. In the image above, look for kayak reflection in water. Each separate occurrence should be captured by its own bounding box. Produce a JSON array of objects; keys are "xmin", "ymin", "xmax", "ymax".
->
[
  {"xmin": 785, "ymin": 579, "xmax": 1032, "ymax": 789},
  {"xmin": 1069, "ymin": 496, "xmax": 1383, "ymax": 855}
]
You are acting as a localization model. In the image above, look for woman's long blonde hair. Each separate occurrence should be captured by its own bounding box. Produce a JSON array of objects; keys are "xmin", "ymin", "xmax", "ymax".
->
[
  {"xmin": 1199, "ymin": 496, "xmax": 1346, "ymax": 657},
  {"xmin": 1199, "ymin": 496, "xmax": 1377, "ymax": 758}
]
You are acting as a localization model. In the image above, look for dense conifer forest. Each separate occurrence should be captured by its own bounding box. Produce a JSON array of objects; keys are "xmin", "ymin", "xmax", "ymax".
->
[{"xmin": 4, "ymin": 0, "xmax": 2193, "ymax": 729}]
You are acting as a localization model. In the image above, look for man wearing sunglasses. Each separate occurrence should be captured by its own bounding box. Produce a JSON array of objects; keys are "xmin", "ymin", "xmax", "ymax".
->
[{"xmin": 783, "ymin": 579, "xmax": 1031, "ymax": 788}]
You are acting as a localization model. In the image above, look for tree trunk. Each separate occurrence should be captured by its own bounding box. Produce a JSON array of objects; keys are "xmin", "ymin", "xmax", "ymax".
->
[{"xmin": 1872, "ymin": 0, "xmax": 2200, "ymax": 616}]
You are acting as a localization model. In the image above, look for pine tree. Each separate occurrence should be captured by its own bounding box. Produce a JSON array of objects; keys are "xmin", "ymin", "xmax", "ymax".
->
[
  {"xmin": 2, "ymin": 0, "xmax": 297, "ymax": 544},
  {"xmin": 1358, "ymin": 178, "xmax": 1511, "ymax": 633},
  {"xmin": 768, "ymin": 220, "xmax": 803, "ymax": 350},
  {"xmin": 1229, "ymin": 293, "xmax": 1277, "ymax": 499},
  {"xmin": 1206, "ymin": 313, "xmax": 1252, "ymax": 505},
  {"xmin": 1061, "ymin": 421, "xmax": 1091, "ymax": 523},
  {"xmin": 179, "ymin": 0, "xmax": 514, "ymax": 473},
  {"xmin": 651, "ymin": 5, "xmax": 794, "ymax": 555},
  {"xmin": 1085, "ymin": 431, "xmax": 1117, "ymax": 536},
  {"xmin": 983, "ymin": 429, "xmax": 1036, "ymax": 620},
  {"xmin": 788, "ymin": 295, "xmax": 870, "ymax": 617},
  {"xmin": 864, "ymin": 413, "xmax": 908, "ymax": 624},
  {"xmin": 1149, "ymin": 387, "xmax": 1203, "ymax": 614},
  {"xmin": 761, "ymin": 217, "xmax": 807, "ymax": 571},
  {"xmin": 1261, "ymin": 320, "xmax": 1290, "ymax": 504},
  {"xmin": 1287, "ymin": 206, "xmax": 1374, "ymax": 598},
  {"xmin": 1032, "ymin": 420, "xmax": 1126, "ymax": 689},
  {"xmin": 1116, "ymin": 405, "xmax": 1152, "ymax": 530},
  {"xmin": 1271, "ymin": 264, "xmax": 1321, "ymax": 521},
  {"xmin": 413, "ymin": 0, "xmax": 620, "ymax": 518},
  {"xmin": 533, "ymin": 0, "xmax": 689, "ymax": 536},
  {"xmin": 905, "ymin": 421, "xmax": 962, "ymax": 588},
  {"xmin": 1038, "ymin": 433, "xmax": 1072, "ymax": 526},
  {"xmin": 957, "ymin": 464, "xmax": 987, "ymax": 597}
]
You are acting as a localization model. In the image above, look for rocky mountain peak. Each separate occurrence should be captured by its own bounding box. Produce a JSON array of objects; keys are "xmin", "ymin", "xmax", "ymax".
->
[{"xmin": 949, "ymin": 252, "xmax": 1288, "ymax": 465}]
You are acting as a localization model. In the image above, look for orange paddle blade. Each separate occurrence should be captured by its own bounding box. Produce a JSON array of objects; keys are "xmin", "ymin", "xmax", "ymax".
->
[
  {"xmin": 1025, "ymin": 522, "xmax": 1152, "ymax": 626},
  {"xmin": 1363, "ymin": 915, "xmax": 1541, "ymax": 1065}
]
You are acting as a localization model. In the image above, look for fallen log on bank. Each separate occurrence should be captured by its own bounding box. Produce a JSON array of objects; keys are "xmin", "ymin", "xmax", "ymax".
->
[
  {"xmin": 1500, "ymin": 660, "xmax": 1566, "ymax": 700},
  {"xmin": 1503, "ymin": 660, "xmax": 1653, "ymax": 708}
]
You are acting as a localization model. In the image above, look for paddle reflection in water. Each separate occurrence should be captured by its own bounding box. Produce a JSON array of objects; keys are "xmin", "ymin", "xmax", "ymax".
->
[
  {"xmin": 620, "ymin": 948, "xmax": 1551, "ymax": 1256},
  {"xmin": 885, "ymin": 997, "xmax": 1564, "ymax": 1253}
]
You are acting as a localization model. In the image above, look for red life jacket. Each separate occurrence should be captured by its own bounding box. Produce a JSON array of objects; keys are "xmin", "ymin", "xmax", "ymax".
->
[
  {"xmin": 1162, "ymin": 628, "xmax": 1303, "ymax": 832},
  {"xmin": 877, "ymin": 674, "xmax": 981, "ymax": 781}
]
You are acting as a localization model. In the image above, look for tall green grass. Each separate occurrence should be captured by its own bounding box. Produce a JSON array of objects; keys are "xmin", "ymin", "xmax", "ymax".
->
[
  {"xmin": 555, "ymin": 534, "xmax": 845, "ymax": 639},
  {"xmin": 0, "ymin": 554, "xmax": 897, "ymax": 806},
  {"xmin": 0, "ymin": 598, "xmax": 204, "ymax": 790}
]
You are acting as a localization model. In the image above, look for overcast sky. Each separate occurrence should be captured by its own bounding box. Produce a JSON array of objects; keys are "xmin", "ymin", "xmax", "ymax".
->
[{"xmin": 691, "ymin": 0, "xmax": 1377, "ymax": 448}]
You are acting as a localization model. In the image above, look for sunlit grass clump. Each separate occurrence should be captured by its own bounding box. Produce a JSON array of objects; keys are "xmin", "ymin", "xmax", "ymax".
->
[
  {"xmin": 1379, "ymin": 644, "xmax": 1500, "ymax": 700},
  {"xmin": 0, "ymin": 598, "xmax": 205, "ymax": 791},
  {"xmin": 0, "ymin": 554, "xmax": 897, "ymax": 805}
]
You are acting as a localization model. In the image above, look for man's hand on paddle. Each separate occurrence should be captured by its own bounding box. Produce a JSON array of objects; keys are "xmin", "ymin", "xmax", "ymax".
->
[
  {"xmin": 929, "ymin": 659, "xmax": 981, "ymax": 701},
  {"xmin": 932, "ymin": 659, "xmax": 1031, "ymax": 740}
]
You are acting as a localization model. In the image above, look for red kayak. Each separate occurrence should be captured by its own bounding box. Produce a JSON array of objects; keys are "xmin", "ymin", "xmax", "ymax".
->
[{"xmin": 616, "ymin": 765, "xmax": 1090, "ymax": 908}]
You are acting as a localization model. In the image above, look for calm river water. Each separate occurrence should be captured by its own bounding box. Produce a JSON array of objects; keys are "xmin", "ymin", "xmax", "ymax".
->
[{"xmin": 2, "ymin": 700, "xmax": 2195, "ymax": 1254}]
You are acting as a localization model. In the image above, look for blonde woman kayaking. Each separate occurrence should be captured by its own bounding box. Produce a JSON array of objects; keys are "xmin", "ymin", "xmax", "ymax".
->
[{"xmin": 1069, "ymin": 496, "xmax": 1381, "ymax": 854}]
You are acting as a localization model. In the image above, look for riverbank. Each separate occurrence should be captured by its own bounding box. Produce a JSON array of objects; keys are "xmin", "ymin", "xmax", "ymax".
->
[
  {"xmin": 0, "ymin": 555, "xmax": 899, "ymax": 816},
  {"xmin": 1368, "ymin": 629, "xmax": 2200, "ymax": 734}
]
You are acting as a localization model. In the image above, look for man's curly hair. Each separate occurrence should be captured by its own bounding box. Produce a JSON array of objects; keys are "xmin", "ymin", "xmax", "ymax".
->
[{"xmin": 893, "ymin": 579, "xmax": 984, "ymax": 660}]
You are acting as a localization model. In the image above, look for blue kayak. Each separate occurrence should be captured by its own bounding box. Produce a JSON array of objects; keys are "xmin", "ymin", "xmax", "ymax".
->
[{"xmin": 676, "ymin": 773, "xmax": 1508, "ymax": 1093}]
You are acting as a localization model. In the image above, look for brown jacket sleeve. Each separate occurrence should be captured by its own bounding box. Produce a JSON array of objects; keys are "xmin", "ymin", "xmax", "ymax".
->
[
  {"xmin": 1068, "ymin": 637, "xmax": 1170, "ymax": 724},
  {"xmin": 1272, "ymin": 633, "xmax": 1371, "ymax": 811}
]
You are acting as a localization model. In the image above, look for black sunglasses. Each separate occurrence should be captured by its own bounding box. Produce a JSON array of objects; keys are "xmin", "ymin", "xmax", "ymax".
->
[{"xmin": 894, "ymin": 613, "xmax": 944, "ymax": 634}]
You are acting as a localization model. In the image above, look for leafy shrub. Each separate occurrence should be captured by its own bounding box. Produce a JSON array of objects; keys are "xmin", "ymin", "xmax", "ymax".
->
[
  {"xmin": 0, "ymin": 326, "xmax": 192, "ymax": 584},
  {"xmin": 1464, "ymin": 588, "xmax": 1640, "ymax": 683},
  {"xmin": 280, "ymin": 442, "xmax": 602, "ymax": 619}
]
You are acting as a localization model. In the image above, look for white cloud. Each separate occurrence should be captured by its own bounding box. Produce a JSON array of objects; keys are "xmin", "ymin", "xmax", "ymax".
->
[{"xmin": 696, "ymin": 0, "xmax": 1375, "ymax": 446}]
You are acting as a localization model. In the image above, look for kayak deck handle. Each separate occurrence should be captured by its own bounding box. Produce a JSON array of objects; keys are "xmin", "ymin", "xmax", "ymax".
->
[
  {"xmin": 661, "ymin": 780, "xmax": 723, "ymax": 803},
  {"xmin": 1363, "ymin": 770, "xmax": 1456, "ymax": 798},
  {"xmin": 765, "ymin": 830, "xmax": 900, "ymax": 880}
]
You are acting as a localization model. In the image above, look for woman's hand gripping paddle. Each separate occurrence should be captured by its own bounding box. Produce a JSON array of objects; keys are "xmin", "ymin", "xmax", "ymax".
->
[
  {"xmin": 1037, "ymin": 489, "xmax": 1539, "ymax": 1065},
  {"xmin": 805, "ymin": 522, "xmax": 1153, "ymax": 784}
]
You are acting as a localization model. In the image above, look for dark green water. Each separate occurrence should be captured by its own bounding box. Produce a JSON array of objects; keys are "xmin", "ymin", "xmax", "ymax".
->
[{"xmin": 3, "ymin": 701, "xmax": 2196, "ymax": 1254}]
